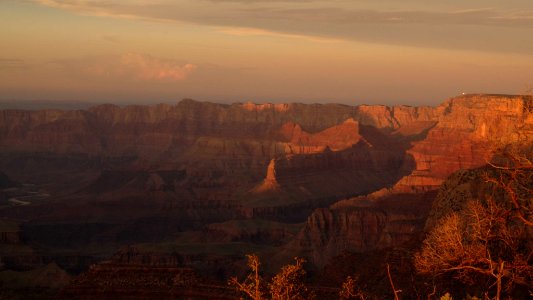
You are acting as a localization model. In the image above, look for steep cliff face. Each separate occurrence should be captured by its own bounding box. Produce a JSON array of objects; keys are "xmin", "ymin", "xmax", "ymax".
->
[
  {"xmin": 268, "ymin": 139, "xmax": 410, "ymax": 202},
  {"xmin": 0, "ymin": 100, "xmax": 400, "ymax": 193},
  {"xmin": 389, "ymin": 94, "xmax": 532, "ymax": 193},
  {"xmin": 286, "ymin": 95, "xmax": 533, "ymax": 267},
  {"xmin": 279, "ymin": 118, "xmax": 361, "ymax": 154},
  {"xmin": 289, "ymin": 192, "xmax": 436, "ymax": 267},
  {"xmin": 296, "ymin": 115, "xmax": 531, "ymax": 267},
  {"xmin": 0, "ymin": 98, "xmax": 438, "ymax": 160},
  {"xmin": 0, "ymin": 110, "xmax": 101, "ymax": 154},
  {"xmin": 0, "ymin": 94, "xmax": 529, "ymax": 225},
  {"xmin": 0, "ymin": 97, "xmax": 429, "ymax": 211},
  {"xmin": 1, "ymin": 95, "xmax": 529, "ymax": 155},
  {"xmin": 0, "ymin": 94, "xmax": 531, "ymax": 274},
  {"xmin": 2, "ymin": 95, "xmax": 528, "ymax": 194}
]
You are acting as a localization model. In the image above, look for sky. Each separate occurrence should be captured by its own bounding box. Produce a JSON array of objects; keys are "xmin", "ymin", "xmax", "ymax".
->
[{"xmin": 1, "ymin": 0, "xmax": 533, "ymax": 106}]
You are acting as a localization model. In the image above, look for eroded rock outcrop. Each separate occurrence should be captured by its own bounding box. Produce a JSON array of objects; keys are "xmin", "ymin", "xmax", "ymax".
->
[
  {"xmin": 2, "ymin": 94, "xmax": 528, "ymax": 194},
  {"xmin": 289, "ymin": 192, "xmax": 435, "ymax": 267},
  {"xmin": 0, "ymin": 94, "xmax": 531, "ymax": 275},
  {"xmin": 386, "ymin": 94, "xmax": 533, "ymax": 193},
  {"xmin": 280, "ymin": 118, "xmax": 361, "ymax": 154},
  {"xmin": 0, "ymin": 98, "xmax": 434, "ymax": 161},
  {"xmin": 252, "ymin": 158, "xmax": 280, "ymax": 193}
]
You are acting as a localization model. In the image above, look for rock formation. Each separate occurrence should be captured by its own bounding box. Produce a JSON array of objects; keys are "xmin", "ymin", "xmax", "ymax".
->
[
  {"xmin": 252, "ymin": 158, "xmax": 280, "ymax": 193},
  {"xmin": 0, "ymin": 94, "xmax": 531, "ymax": 298},
  {"xmin": 280, "ymin": 118, "xmax": 361, "ymax": 154},
  {"xmin": 288, "ymin": 191, "xmax": 436, "ymax": 267},
  {"xmin": 1, "ymin": 94, "xmax": 529, "ymax": 195}
]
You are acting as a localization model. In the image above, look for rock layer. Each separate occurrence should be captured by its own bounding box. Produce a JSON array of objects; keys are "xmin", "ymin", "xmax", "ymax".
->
[
  {"xmin": 0, "ymin": 94, "xmax": 531, "ymax": 278},
  {"xmin": 289, "ymin": 191, "xmax": 436, "ymax": 267}
]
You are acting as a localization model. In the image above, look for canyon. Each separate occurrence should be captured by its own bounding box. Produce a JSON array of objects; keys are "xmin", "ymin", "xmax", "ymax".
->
[{"xmin": 0, "ymin": 94, "xmax": 531, "ymax": 298}]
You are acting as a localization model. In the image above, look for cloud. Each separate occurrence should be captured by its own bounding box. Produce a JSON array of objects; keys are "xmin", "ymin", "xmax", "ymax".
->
[
  {"xmin": 236, "ymin": 6, "xmax": 533, "ymax": 26},
  {"xmin": 30, "ymin": 0, "xmax": 533, "ymax": 54},
  {"xmin": 218, "ymin": 27, "xmax": 341, "ymax": 43},
  {"xmin": 31, "ymin": 0, "xmax": 533, "ymax": 26},
  {"xmin": 118, "ymin": 53, "xmax": 197, "ymax": 81},
  {"xmin": 55, "ymin": 53, "xmax": 197, "ymax": 82}
]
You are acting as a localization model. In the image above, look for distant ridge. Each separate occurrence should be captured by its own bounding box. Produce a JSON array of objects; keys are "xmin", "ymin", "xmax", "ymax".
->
[
  {"xmin": 0, "ymin": 100, "xmax": 102, "ymax": 110},
  {"xmin": 2, "ymin": 93, "xmax": 532, "ymax": 112}
]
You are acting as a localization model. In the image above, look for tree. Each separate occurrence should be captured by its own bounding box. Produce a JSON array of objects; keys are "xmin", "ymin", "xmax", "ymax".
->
[
  {"xmin": 229, "ymin": 255, "xmax": 313, "ymax": 300},
  {"xmin": 269, "ymin": 257, "xmax": 313, "ymax": 300},
  {"xmin": 229, "ymin": 254, "xmax": 266, "ymax": 300},
  {"xmin": 415, "ymin": 198, "xmax": 532, "ymax": 299},
  {"xmin": 485, "ymin": 148, "xmax": 533, "ymax": 226},
  {"xmin": 339, "ymin": 276, "xmax": 366, "ymax": 300}
]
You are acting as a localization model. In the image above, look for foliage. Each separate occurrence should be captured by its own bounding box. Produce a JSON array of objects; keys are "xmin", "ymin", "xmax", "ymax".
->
[
  {"xmin": 339, "ymin": 276, "xmax": 366, "ymax": 299},
  {"xmin": 439, "ymin": 292, "xmax": 452, "ymax": 300},
  {"xmin": 228, "ymin": 254, "xmax": 265, "ymax": 300},
  {"xmin": 269, "ymin": 257, "xmax": 313, "ymax": 300},
  {"xmin": 415, "ymin": 198, "xmax": 531, "ymax": 297},
  {"xmin": 485, "ymin": 148, "xmax": 533, "ymax": 227},
  {"xmin": 229, "ymin": 255, "xmax": 314, "ymax": 300}
]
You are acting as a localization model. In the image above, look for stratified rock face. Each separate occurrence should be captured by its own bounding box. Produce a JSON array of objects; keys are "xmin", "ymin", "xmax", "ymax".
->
[
  {"xmin": 0, "ymin": 94, "xmax": 530, "ymax": 269},
  {"xmin": 389, "ymin": 94, "xmax": 533, "ymax": 193},
  {"xmin": 290, "ymin": 192, "xmax": 436, "ymax": 267},
  {"xmin": 0, "ymin": 110, "xmax": 101, "ymax": 154},
  {"xmin": 0, "ymin": 98, "xmax": 436, "ymax": 163},
  {"xmin": 391, "ymin": 127, "xmax": 490, "ymax": 192},
  {"xmin": 300, "ymin": 208, "xmax": 389, "ymax": 260},
  {"xmin": 280, "ymin": 118, "xmax": 361, "ymax": 154},
  {"xmin": 1, "ymin": 95, "xmax": 528, "ymax": 190},
  {"xmin": 0, "ymin": 95, "xmax": 529, "ymax": 179},
  {"xmin": 0, "ymin": 95, "xmax": 529, "ymax": 221},
  {"xmin": 2, "ymin": 94, "xmax": 532, "ymax": 300},
  {"xmin": 285, "ymin": 95, "xmax": 532, "ymax": 267},
  {"xmin": 0, "ymin": 99, "xmax": 404, "ymax": 196}
]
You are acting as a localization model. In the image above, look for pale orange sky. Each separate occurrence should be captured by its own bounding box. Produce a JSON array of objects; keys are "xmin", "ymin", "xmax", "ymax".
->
[{"xmin": 1, "ymin": 0, "xmax": 533, "ymax": 106}]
